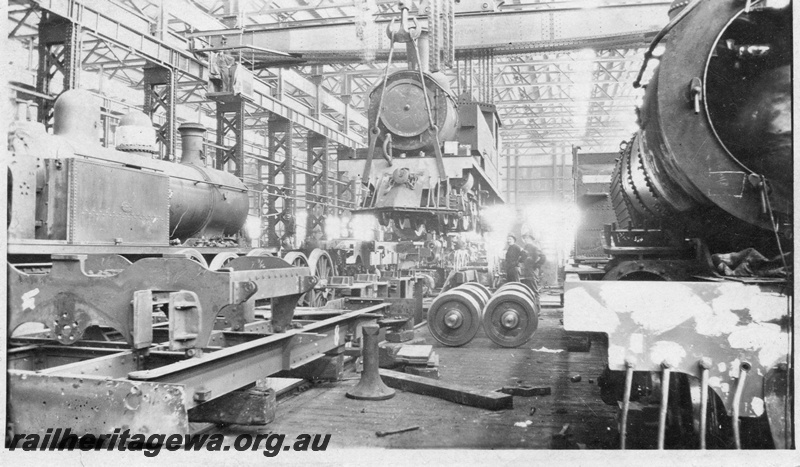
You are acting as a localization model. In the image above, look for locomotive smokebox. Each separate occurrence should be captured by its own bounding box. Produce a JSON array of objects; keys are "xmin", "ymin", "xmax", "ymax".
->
[
  {"xmin": 368, "ymin": 70, "xmax": 459, "ymax": 156},
  {"xmin": 611, "ymin": 1, "xmax": 792, "ymax": 253},
  {"xmin": 167, "ymin": 123, "xmax": 250, "ymax": 240}
]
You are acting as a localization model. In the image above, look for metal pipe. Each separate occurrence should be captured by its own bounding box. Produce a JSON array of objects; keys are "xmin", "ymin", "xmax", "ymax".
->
[
  {"xmin": 699, "ymin": 358, "xmax": 711, "ymax": 449},
  {"xmin": 657, "ymin": 362, "xmax": 671, "ymax": 449},
  {"xmin": 620, "ymin": 360, "xmax": 635, "ymax": 450},
  {"xmin": 407, "ymin": 31, "xmax": 430, "ymax": 73},
  {"xmin": 731, "ymin": 362, "xmax": 751, "ymax": 449},
  {"xmin": 632, "ymin": 0, "xmax": 704, "ymax": 88},
  {"xmin": 15, "ymin": 101, "xmax": 27, "ymax": 121}
]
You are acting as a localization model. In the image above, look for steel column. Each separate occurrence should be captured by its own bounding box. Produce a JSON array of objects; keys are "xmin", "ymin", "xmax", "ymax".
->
[
  {"xmin": 255, "ymin": 132, "xmax": 271, "ymax": 247},
  {"xmin": 336, "ymin": 146, "xmax": 356, "ymax": 217},
  {"xmin": 143, "ymin": 65, "xmax": 177, "ymax": 161},
  {"xmin": 211, "ymin": 94, "xmax": 247, "ymax": 177},
  {"xmin": 36, "ymin": 14, "xmax": 81, "ymax": 127},
  {"xmin": 27, "ymin": 0, "xmax": 364, "ymax": 148},
  {"xmin": 267, "ymin": 116, "xmax": 295, "ymax": 247},
  {"xmin": 306, "ymin": 133, "xmax": 329, "ymax": 240}
]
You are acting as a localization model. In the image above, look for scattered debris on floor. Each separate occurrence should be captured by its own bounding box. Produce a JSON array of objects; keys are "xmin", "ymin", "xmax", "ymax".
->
[
  {"xmin": 497, "ymin": 386, "xmax": 551, "ymax": 397},
  {"xmin": 376, "ymin": 426, "xmax": 420, "ymax": 437},
  {"xmin": 570, "ymin": 375, "xmax": 582, "ymax": 382},
  {"xmin": 514, "ymin": 420, "xmax": 534, "ymax": 428},
  {"xmin": 395, "ymin": 345, "xmax": 433, "ymax": 365},
  {"xmin": 550, "ymin": 424, "xmax": 580, "ymax": 449},
  {"xmin": 531, "ymin": 347, "xmax": 564, "ymax": 353}
]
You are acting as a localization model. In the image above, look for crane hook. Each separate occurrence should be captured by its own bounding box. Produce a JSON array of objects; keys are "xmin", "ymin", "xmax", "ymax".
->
[{"xmin": 386, "ymin": 8, "xmax": 421, "ymax": 43}]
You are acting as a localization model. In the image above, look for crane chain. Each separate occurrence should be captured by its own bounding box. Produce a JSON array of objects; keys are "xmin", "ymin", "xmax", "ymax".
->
[{"xmin": 361, "ymin": 30, "xmax": 398, "ymax": 184}]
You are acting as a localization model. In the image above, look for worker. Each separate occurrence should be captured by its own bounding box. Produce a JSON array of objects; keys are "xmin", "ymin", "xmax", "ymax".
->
[
  {"xmin": 520, "ymin": 233, "xmax": 546, "ymax": 293},
  {"xmin": 209, "ymin": 37, "xmax": 236, "ymax": 93},
  {"xmin": 440, "ymin": 237, "xmax": 470, "ymax": 291},
  {"xmin": 504, "ymin": 234, "xmax": 524, "ymax": 283},
  {"xmin": 452, "ymin": 237, "xmax": 470, "ymax": 272}
]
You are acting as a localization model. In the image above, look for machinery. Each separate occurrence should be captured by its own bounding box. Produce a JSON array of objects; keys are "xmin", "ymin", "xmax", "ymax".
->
[
  {"xmin": 571, "ymin": 150, "xmax": 617, "ymax": 268},
  {"xmin": 331, "ymin": 5, "xmax": 504, "ymax": 305},
  {"xmin": 6, "ymin": 89, "xmax": 388, "ymax": 436},
  {"xmin": 564, "ymin": 0, "xmax": 792, "ymax": 449},
  {"xmin": 337, "ymin": 8, "xmax": 504, "ymax": 243}
]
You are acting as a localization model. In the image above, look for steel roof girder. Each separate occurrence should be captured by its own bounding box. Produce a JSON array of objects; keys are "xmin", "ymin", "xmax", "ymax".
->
[
  {"xmin": 202, "ymin": 3, "xmax": 669, "ymax": 57},
  {"xmin": 26, "ymin": 0, "xmax": 366, "ymax": 148}
]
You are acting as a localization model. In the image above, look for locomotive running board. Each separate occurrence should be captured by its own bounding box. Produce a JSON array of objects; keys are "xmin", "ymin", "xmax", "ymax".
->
[{"xmin": 7, "ymin": 302, "xmax": 389, "ymax": 437}]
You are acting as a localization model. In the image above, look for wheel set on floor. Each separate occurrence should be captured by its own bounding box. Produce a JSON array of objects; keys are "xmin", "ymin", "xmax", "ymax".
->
[{"xmin": 427, "ymin": 282, "xmax": 539, "ymax": 348}]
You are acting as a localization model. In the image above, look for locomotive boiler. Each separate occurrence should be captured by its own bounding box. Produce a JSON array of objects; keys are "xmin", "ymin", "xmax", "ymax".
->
[
  {"xmin": 9, "ymin": 89, "xmax": 250, "ymax": 247},
  {"xmin": 564, "ymin": 0, "xmax": 792, "ymax": 449},
  {"xmin": 608, "ymin": 0, "xmax": 792, "ymax": 267}
]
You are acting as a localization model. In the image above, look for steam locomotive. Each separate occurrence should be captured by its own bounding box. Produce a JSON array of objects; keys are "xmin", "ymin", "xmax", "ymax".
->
[
  {"xmin": 5, "ymin": 89, "xmax": 402, "ymax": 436},
  {"xmin": 332, "ymin": 14, "xmax": 505, "ymax": 288},
  {"xmin": 7, "ymin": 88, "xmax": 315, "ymax": 342},
  {"xmin": 337, "ymin": 54, "xmax": 504, "ymax": 243},
  {"xmin": 565, "ymin": 0, "xmax": 792, "ymax": 449}
]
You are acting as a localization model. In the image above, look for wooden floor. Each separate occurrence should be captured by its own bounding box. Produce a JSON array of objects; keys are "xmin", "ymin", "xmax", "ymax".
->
[{"xmin": 220, "ymin": 293, "xmax": 620, "ymax": 450}]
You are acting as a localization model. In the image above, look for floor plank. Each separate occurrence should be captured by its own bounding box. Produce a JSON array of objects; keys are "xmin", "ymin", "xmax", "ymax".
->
[{"xmin": 218, "ymin": 305, "xmax": 619, "ymax": 449}]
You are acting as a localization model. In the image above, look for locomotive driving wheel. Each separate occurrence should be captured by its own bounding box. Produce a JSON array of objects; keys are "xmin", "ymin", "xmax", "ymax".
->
[
  {"xmin": 282, "ymin": 251, "xmax": 309, "ymax": 269},
  {"xmin": 209, "ymin": 252, "xmax": 240, "ymax": 271},
  {"xmin": 306, "ymin": 249, "xmax": 336, "ymax": 307},
  {"xmin": 175, "ymin": 248, "xmax": 209, "ymax": 269},
  {"xmin": 245, "ymin": 248, "xmax": 276, "ymax": 257},
  {"xmin": 282, "ymin": 251, "xmax": 312, "ymax": 307}
]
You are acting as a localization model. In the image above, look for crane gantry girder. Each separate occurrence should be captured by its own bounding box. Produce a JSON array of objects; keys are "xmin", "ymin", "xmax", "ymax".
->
[
  {"xmin": 14, "ymin": 0, "xmax": 368, "ymax": 148},
  {"xmin": 192, "ymin": 2, "xmax": 672, "ymax": 64}
]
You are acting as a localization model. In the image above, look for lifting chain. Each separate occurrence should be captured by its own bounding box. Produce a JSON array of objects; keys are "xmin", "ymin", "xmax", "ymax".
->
[
  {"xmin": 361, "ymin": 22, "xmax": 402, "ymax": 184},
  {"xmin": 410, "ymin": 33, "xmax": 449, "ymax": 203},
  {"xmin": 448, "ymin": 0, "xmax": 455, "ymax": 67},
  {"xmin": 362, "ymin": 7, "xmax": 425, "ymax": 183},
  {"xmin": 429, "ymin": 0, "xmax": 440, "ymax": 72},
  {"xmin": 362, "ymin": 7, "xmax": 449, "ymax": 210}
]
